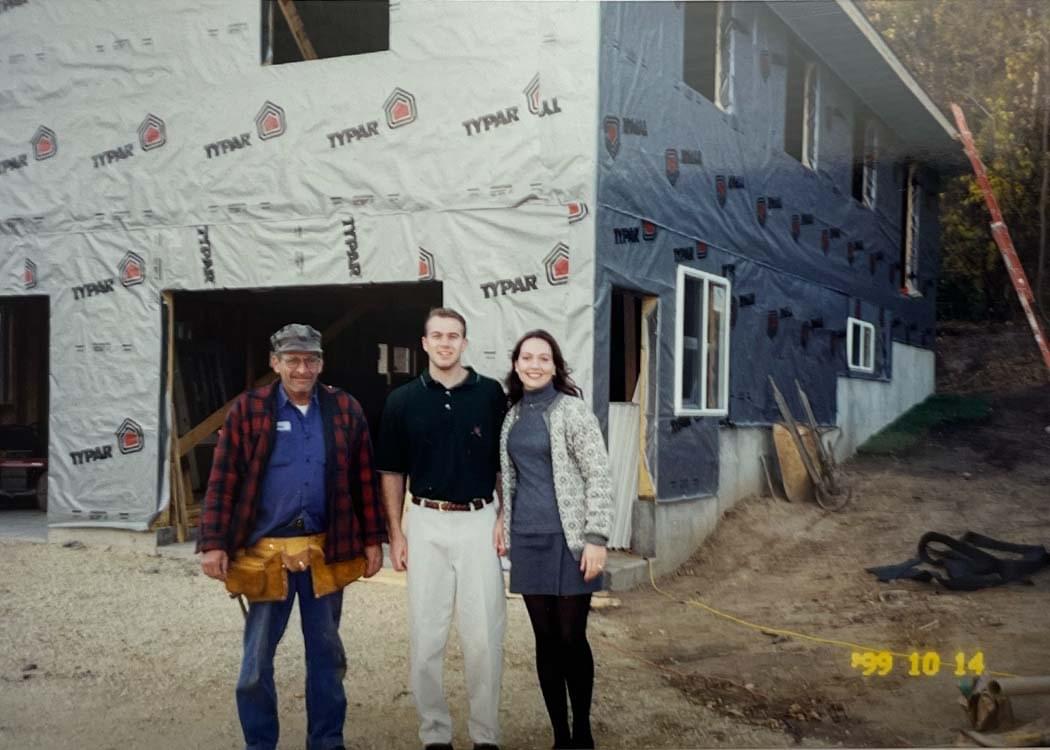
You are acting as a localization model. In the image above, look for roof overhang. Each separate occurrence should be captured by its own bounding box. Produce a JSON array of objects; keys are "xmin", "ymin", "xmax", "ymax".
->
[{"xmin": 766, "ymin": 0, "xmax": 966, "ymax": 172}]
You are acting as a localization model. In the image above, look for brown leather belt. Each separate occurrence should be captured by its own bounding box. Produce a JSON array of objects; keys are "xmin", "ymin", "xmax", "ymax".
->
[{"xmin": 411, "ymin": 495, "xmax": 493, "ymax": 512}]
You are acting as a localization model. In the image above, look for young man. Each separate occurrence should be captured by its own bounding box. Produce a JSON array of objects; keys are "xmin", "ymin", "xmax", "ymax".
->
[
  {"xmin": 377, "ymin": 308, "xmax": 508, "ymax": 750},
  {"xmin": 199, "ymin": 323, "xmax": 386, "ymax": 750}
]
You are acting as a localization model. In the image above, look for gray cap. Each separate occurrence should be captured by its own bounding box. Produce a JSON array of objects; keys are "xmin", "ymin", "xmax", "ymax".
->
[{"xmin": 270, "ymin": 323, "xmax": 322, "ymax": 354}]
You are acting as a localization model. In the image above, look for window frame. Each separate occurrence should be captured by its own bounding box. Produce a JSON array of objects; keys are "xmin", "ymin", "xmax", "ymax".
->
[
  {"xmin": 682, "ymin": 0, "xmax": 733, "ymax": 113},
  {"xmin": 674, "ymin": 266, "xmax": 731, "ymax": 417},
  {"xmin": 903, "ymin": 162, "xmax": 923, "ymax": 297},
  {"xmin": 862, "ymin": 121, "xmax": 878, "ymax": 209},
  {"xmin": 802, "ymin": 62, "xmax": 820, "ymax": 170},
  {"xmin": 715, "ymin": 2, "xmax": 734, "ymax": 113},
  {"xmin": 846, "ymin": 316, "xmax": 876, "ymax": 374}
]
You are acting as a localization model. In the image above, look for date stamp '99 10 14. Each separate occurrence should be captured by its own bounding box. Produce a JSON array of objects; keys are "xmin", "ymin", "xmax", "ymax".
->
[{"xmin": 850, "ymin": 650, "xmax": 985, "ymax": 677}]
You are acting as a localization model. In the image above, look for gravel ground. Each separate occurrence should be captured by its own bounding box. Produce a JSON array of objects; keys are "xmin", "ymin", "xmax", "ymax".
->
[{"xmin": 0, "ymin": 540, "xmax": 791, "ymax": 750}]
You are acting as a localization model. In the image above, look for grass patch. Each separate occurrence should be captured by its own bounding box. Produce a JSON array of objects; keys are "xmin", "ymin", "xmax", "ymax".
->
[{"xmin": 858, "ymin": 394, "xmax": 991, "ymax": 455}]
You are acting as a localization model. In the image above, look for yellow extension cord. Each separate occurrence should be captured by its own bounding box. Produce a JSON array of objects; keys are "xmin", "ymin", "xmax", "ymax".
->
[{"xmin": 644, "ymin": 559, "xmax": 1018, "ymax": 680}]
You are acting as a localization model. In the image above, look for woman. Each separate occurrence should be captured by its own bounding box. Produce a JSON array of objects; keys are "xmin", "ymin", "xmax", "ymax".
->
[{"xmin": 497, "ymin": 329, "xmax": 613, "ymax": 750}]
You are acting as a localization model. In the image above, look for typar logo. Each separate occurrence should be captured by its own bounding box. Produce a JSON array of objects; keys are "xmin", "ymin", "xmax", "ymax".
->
[
  {"xmin": 255, "ymin": 101, "xmax": 286, "ymax": 141},
  {"xmin": 116, "ymin": 418, "xmax": 144, "ymax": 455},
  {"xmin": 480, "ymin": 275, "xmax": 538, "ymax": 299},
  {"xmin": 665, "ymin": 149, "xmax": 680, "ymax": 186},
  {"xmin": 31, "ymin": 126, "xmax": 57, "ymax": 161},
  {"xmin": 522, "ymin": 74, "xmax": 562, "ymax": 118},
  {"xmin": 613, "ymin": 226, "xmax": 639, "ymax": 244},
  {"xmin": 418, "ymin": 247, "xmax": 435, "ymax": 281},
  {"xmin": 715, "ymin": 175, "xmax": 727, "ymax": 208},
  {"xmin": 197, "ymin": 226, "xmax": 215, "ymax": 283},
  {"xmin": 820, "ymin": 229, "xmax": 830, "ymax": 254},
  {"xmin": 543, "ymin": 242, "xmax": 569, "ymax": 286},
  {"xmin": 69, "ymin": 417, "xmax": 144, "ymax": 466},
  {"xmin": 524, "ymin": 74, "xmax": 542, "ymax": 115},
  {"xmin": 790, "ymin": 214, "xmax": 801, "ymax": 242},
  {"xmin": 756, "ymin": 197, "xmax": 768, "ymax": 227},
  {"xmin": 23, "ymin": 259, "xmax": 37, "ymax": 289},
  {"xmin": 642, "ymin": 220, "xmax": 657, "ymax": 241},
  {"xmin": 0, "ymin": 152, "xmax": 28, "ymax": 176},
  {"xmin": 566, "ymin": 201, "xmax": 588, "ymax": 224},
  {"xmin": 603, "ymin": 116, "xmax": 620, "ymax": 159},
  {"xmin": 138, "ymin": 114, "xmax": 166, "ymax": 151},
  {"xmin": 384, "ymin": 88, "xmax": 417, "ymax": 129},
  {"xmin": 342, "ymin": 217, "xmax": 361, "ymax": 278},
  {"xmin": 118, "ymin": 251, "xmax": 145, "ymax": 287}
]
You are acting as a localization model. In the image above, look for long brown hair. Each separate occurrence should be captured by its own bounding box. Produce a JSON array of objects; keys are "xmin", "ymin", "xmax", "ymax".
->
[{"xmin": 505, "ymin": 329, "xmax": 583, "ymax": 405}]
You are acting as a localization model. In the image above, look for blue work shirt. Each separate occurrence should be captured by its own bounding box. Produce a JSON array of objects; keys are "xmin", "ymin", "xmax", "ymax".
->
[{"xmin": 248, "ymin": 385, "xmax": 327, "ymax": 544}]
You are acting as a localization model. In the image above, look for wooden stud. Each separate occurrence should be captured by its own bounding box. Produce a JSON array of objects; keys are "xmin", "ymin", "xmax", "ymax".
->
[{"xmin": 276, "ymin": 0, "xmax": 318, "ymax": 61}]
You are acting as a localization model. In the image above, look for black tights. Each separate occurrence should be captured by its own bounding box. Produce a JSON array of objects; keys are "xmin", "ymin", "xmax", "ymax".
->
[{"xmin": 523, "ymin": 594, "xmax": 595, "ymax": 749}]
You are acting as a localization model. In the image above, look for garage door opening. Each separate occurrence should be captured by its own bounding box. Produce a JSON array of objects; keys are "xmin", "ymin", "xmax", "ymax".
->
[
  {"xmin": 0, "ymin": 296, "xmax": 49, "ymax": 538},
  {"xmin": 161, "ymin": 282, "xmax": 442, "ymax": 540}
]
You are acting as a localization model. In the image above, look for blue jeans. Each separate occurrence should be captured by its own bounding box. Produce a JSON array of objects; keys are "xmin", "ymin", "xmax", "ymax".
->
[{"xmin": 236, "ymin": 570, "xmax": 347, "ymax": 750}]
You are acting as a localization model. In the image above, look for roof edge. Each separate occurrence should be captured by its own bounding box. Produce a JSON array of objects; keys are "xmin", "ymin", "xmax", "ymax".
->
[{"xmin": 833, "ymin": 0, "xmax": 958, "ymax": 141}]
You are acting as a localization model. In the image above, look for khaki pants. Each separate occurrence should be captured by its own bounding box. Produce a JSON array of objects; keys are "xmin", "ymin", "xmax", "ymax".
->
[{"xmin": 406, "ymin": 501, "xmax": 507, "ymax": 746}]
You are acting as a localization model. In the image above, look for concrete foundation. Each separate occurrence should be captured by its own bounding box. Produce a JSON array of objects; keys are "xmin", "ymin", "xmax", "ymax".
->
[
  {"xmin": 832, "ymin": 342, "xmax": 935, "ymax": 461},
  {"xmin": 621, "ymin": 343, "xmax": 934, "ymax": 587}
]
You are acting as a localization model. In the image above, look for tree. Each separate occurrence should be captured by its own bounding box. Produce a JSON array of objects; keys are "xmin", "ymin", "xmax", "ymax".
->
[{"xmin": 859, "ymin": 0, "xmax": 1050, "ymax": 322}]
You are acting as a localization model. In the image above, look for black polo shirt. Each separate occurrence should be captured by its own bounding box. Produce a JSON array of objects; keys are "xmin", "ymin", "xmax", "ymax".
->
[{"xmin": 377, "ymin": 367, "xmax": 507, "ymax": 502}]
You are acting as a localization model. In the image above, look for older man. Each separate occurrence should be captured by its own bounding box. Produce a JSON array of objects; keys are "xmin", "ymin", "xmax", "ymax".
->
[{"xmin": 199, "ymin": 323, "xmax": 386, "ymax": 750}]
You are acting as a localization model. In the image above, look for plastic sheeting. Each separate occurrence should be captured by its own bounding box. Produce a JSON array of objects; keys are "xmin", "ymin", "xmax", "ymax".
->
[
  {"xmin": 0, "ymin": 0, "xmax": 601, "ymax": 527},
  {"xmin": 593, "ymin": 2, "xmax": 941, "ymax": 501}
]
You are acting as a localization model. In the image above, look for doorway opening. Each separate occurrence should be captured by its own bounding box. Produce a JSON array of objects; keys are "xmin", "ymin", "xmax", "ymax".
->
[
  {"xmin": 607, "ymin": 288, "xmax": 658, "ymax": 549},
  {"xmin": 162, "ymin": 282, "xmax": 442, "ymax": 540},
  {"xmin": 0, "ymin": 296, "xmax": 49, "ymax": 536}
]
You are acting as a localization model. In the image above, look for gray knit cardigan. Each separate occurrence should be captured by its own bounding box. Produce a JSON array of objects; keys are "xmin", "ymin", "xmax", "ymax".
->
[{"xmin": 499, "ymin": 393, "xmax": 613, "ymax": 560}]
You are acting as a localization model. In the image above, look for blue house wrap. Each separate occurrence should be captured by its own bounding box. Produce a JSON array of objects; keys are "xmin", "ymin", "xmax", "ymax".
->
[{"xmin": 592, "ymin": 1, "xmax": 958, "ymax": 503}]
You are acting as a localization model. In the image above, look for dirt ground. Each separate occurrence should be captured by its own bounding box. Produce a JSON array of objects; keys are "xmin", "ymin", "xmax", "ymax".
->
[{"xmin": 1, "ymin": 326, "xmax": 1048, "ymax": 749}]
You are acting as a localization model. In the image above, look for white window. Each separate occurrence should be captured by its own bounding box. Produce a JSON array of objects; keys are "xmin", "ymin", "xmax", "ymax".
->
[
  {"xmin": 902, "ymin": 162, "xmax": 922, "ymax": 296},
  {"xmin": 784, "ymin": 51, "xmax": 818, "ymax": 167},
  {"xmin": 862, "ymin": 122, "xmax": 878, "ymax": 208},
  {"xmin": 683, "ymin": 1, "xmax": 733, "ymax": 112},
  {"xmin": 846, "ymin": 317, "xmax": 875, "ymax": 374},
  {"xmin": 674, "ymin": 267, "xmax": 731, "ymax": 416},
  {"xmin": 802, "ymin": 63, "xmax": 820, "ymax": 170}
]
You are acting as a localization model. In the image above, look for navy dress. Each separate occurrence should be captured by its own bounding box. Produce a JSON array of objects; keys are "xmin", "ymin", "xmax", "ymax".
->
[{"xmin": 507, "ymin": 383, "xmax": 602, "ymax": 596}]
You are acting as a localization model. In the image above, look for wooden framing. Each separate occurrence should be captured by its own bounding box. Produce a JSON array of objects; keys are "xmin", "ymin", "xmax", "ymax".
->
[{"xmin": 276, "ymin": 0, "xmax": 318, "ymax": 61}]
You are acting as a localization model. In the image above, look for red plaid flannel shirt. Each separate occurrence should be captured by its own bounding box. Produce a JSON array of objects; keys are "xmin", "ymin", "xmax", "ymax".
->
[{"xmin": 197, "ymin": 381, "xmax": 387, "ymax": 561}]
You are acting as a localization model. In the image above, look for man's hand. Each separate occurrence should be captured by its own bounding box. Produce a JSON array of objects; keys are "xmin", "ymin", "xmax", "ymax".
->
[
  {"xmin": 579, "ymin": 543, "xmax": 607, "ymax": 583},
  {"xmin": 388, "ymin": 534, "xmax": 408, "ymax": 572},
  {"xmin": 363, "ymin": 544, "xmax": 383, "ymax": 578},
  {"xmin": 201, "ymin": 549, "xmax": 229, "ymax": 581},
  {"xmin": 493, "ymin": 510, "xmax": 506, "ymax": 557}
]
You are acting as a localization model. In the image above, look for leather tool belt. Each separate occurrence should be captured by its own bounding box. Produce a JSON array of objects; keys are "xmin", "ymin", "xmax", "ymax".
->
[
  {"xmin": 411, "ymin": 495, "xmax": 494, "ymax": 512},
  {"xmin": 225, "ymin": 533, "xmax": 366, "ymax": 603}
]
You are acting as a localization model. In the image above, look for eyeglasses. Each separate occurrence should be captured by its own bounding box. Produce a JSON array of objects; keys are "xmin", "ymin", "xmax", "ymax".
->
[{"xmin": 281, "ymin": 355, "xmax": 322, "ymax": 369}]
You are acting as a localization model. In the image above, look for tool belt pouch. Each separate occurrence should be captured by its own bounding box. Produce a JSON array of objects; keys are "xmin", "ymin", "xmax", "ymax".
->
[
  {"xmin": 225, "ymin": 534, "xmax": 367, "ymax": 602},
  {"xmin": 225, "ymin": 549, "xmax": 287, "ymax": 603},
  {"xmin": 311, "ymin": 549, "xmax": 367, "ymax": 598}
]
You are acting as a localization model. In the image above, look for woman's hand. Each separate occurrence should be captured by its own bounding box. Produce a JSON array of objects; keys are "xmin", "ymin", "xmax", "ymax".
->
[
  {"xmin": 580, "ymin": 542, "xmax": 607, "ymax": 582},
  {"xmin": 493, "ymin": 509, "xmax": 507, "ymax": 556}
]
